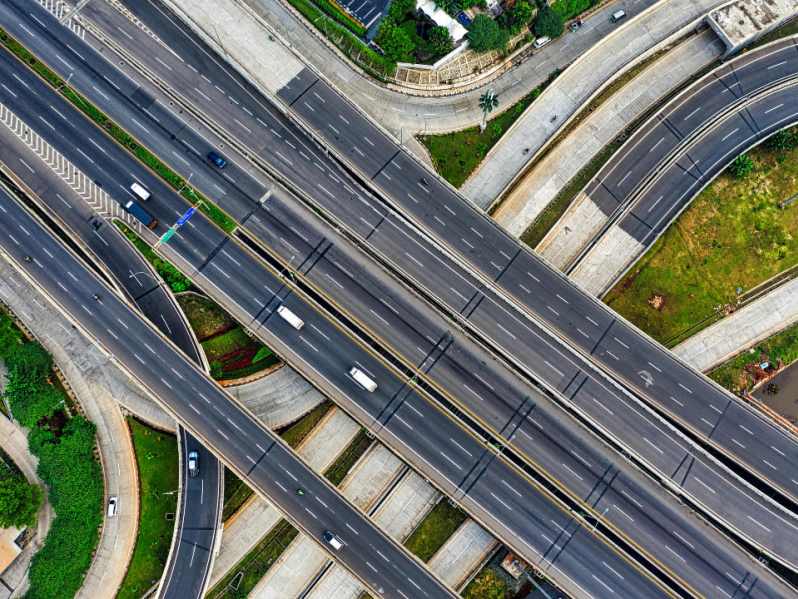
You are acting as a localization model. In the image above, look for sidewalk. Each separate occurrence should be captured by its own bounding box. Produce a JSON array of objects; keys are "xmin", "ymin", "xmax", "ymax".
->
[
  {"xmin": 158, "ymin": 0, "xmax": 679, "ymax": 185},
  {"xmin": 497, "ymin": 30, "xmax": 723, "ymax": 240},
  {"xmin": 0, "ymin": 258, "xmax": 140, "ymax": 599},
  {"xmin": 673, "ymin": 278, "xmax": 798, "ymax": 373},
  {"xmin": 462, "ymin": 0, "xmax": 727, "ymax": 207}
]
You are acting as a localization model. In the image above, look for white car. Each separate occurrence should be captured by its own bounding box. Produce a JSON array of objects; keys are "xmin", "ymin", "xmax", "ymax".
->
[
  {"xmin": 107, "ymin": 496, "xmax": 118, "ymax": 518},
  {"xmin": 188, "ymin": 451, "xmax": 199, "ymax": 477}
]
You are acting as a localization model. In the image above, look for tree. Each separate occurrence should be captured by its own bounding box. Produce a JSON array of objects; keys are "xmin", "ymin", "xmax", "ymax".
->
[
  {"xmin": 0, "ymin": 478, "xmax": 44, "ymax": 529},
  {"xmin": 500, "ymin": 1, "xmax": 535, "ymax": 34},
  {"xmin": 376, "ymin": 21, "xmax": 415, "ymax": 62},
  {"xmin": 0, "ymin": 311, "xmax": 22, "ymax": 359},
  {"xmin": 4, "ymin": 377, "xmax": 63, "ymax": 428},
  {"xmin": 534, "ymin": 7, "xmax": 564, "ymax": 38},
  {"xmin": 387, "ymin": 0, "xmax": 417, "ymax": 21},
  {"xmin": 428, "ymin": 26, "xmax": 454, "ymax": 54},
  {"xmin": 4, "ymin": 341, "xmax": 52, "ymax": 384},
  {"xmin": 467, "ymin": 14, "xmax": 510, "ymax": 53},
  {"xmin": 729, "ymin": 153, "xmax": 754, "ymax": 177},
  {"xmin": 478, "ymin": 88, "xmax": 499, "ymax": 131},
  {"xmin": 434, "ymin": 0, "xmax": 462, "ymax": 16}
]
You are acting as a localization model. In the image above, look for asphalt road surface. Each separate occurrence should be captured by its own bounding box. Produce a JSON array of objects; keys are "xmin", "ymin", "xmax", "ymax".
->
[
  {"xmin": 0, "ymin": 183, "xmax": 459, "ymax": 599},
  {"xmin": 0, "ymin": 30, "xmax": 678, "ymax": 599},
  {"xmin": 0, "ymin": 98, "xmax": 222, "ymax": 599},
  {"xmin": 42, "ymin": 0, "xmax": 798, "ymax": 553},
  {"xmin": 4, "ymin": 1, "xmax": 798, "ymax": 593},
  {"xmin": 64, "ymin": 0, "xmax": 798, "ymax": 523},
  {"xmin": 570, "ymin": 38, "xmax": 798, "ymax": 287}
]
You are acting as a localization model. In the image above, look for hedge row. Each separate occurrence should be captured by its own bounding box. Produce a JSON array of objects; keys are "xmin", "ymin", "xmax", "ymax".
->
[
  {"xmin": 551, "ymin": 0, "xmax": 601, "ymax": 20},
  {"xmin": 286, "ymin": 0, "xmax": 396, "ymax": 76}
]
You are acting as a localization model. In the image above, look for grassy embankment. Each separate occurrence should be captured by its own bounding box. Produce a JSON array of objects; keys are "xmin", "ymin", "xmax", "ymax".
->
[
  {"xmin": 117, "ymin": 419, "xmax": 179, "ymax": 599},
  {"xmin": 604, "ymin": 127, "xmax": 798, "ymax": 347}
]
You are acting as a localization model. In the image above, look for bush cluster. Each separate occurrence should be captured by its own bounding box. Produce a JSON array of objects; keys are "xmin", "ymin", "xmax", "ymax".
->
[
  {"xmin": 1, "ymin": 337, "xmax": 103, "ymax": 599},
  {"xmin": 25, "ymin": 416, "xmax": 103, "ymax": 599}
]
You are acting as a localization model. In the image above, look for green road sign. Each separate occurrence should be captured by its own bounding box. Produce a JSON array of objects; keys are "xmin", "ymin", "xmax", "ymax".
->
[{"xmin": 160, "ymin": 229, "xmax": 176, "ymax": 244}]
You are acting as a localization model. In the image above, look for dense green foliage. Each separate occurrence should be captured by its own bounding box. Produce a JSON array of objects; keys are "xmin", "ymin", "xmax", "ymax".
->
[
  {"xmin": 467, "ymin": 14, "xmax": 510, "ymax": 52},
  {"xmin": 0, "ymin": 311, "xmax": 22, "ymax": 359},
  {"xmin": 4, "ymin": 342, "xmax": 63, "ymax": 428},
  {"xmin": 0, "ymin": 478, "xmax": 44, "ymax": 529},
  {"xmin": 534, "ymin": 7, "xmax": 564, "ymax": 38},
  {"xmin": 25, "ymin": 416, "xmax": 103, "ymax": 599},
  {"xmin": 253, "ymin": 346, "xmax": 274, "ymax": 364},
  {"xmin": 499, "ymin": 1, "xmax": 534, "ymax": 35},
  {"xmin": 428, "ymin": 25, "xmax": 454, "ymax": 54},
  {"xmin": 551, "ymin": 0, "xmax": 599, "ymax": 19},
  {"xmin": 434, "ymin": 0, "xmax": 461, "ymax": 16},
  {"xmin": 376, "ymin": 21, "xmax": 415, "ymax": 62}
]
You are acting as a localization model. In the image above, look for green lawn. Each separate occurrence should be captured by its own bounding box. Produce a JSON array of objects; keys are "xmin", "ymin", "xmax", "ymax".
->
[
  {"xmin": 420, "ymin": 82, "xmax": 552, "ymax": 189},
  {"xmin": 323, "ymin": 429, "xmax": 374, "ymax": 486},
  {"xmin": 201, "ymin": 328, "xmax": 252, "ymax": 362},
  {"xmin": 280, "ymin": 400, "xmax": 333, "ymax": 448},
  {"xmin": 117, "ymin": 418, "xmax": 179, "ymax": 599},
  {"xmin": 461, "ymin": 566, "xmax": 512, "ymax": 599},
  {"xmin": 604, "ymin": 128, "xmax": 798, "ymax": 346},
  {"xmin": 709, "ymin": 321, "xmax": 798, "ymax": 394},
  {"xmin": 222, "ymin": 468, "xmax": 255, "ymax": 522},
  {"xmin": 206, "ymin": 521, "xmax": 299, "ymax": 599},
  {"xmin": 404, "ymin": 498, "xmax": 467, "ymax": 562},
  {"xmin": 176, "ymin": 294, "xmax": 235, "ymax": 340}
]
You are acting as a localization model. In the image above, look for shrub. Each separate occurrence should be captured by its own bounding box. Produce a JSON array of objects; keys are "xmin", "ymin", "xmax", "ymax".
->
[
  {"xmin": 551, "ymin": 0, "xmax": 599, "ymax": 20},
  {"xmin": 4, "ymin": 342, "xmax": 64, "ymax": 428},
  {"xmin": 766, "ymin": 130, "xmax": 792, "ymax": 153},
  {"xmin": 467, "ymin": 14, "xmax": 510, "ymax": 53},
  {"xmin": 0, "ymin": 311, "xmax": 22, "ymax": 359},
  {"xmin": 253, "ymin": 347, "xmax": 273, "ymax": 364},
  {"xmin": 209, "ymin": 361, "xmax": 223, "ymax": 379},
  {"xmin": 429, "ymin": 26, "xmax": 454, "ymax": 54},
  {"xmin": 729, "ymin": 153, "xmax": 754, "ymax": 177},
  {"xmin": 534, "ymin": 7, "xmax": 564, "ymax": 38},
  {"xmin": 434, "ymin": 0, "xmax": 462, "ymax": 16},
  {"xmin": 499, "ymin": 1, "xmax": 534, "ymax": 34},
  {"xmin": 0, "ymin": 478, "xmax": 44, "ymax": 529}
]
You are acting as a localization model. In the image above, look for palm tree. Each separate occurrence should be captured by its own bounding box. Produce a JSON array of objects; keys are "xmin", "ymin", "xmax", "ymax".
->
[{"xmin": 478, "ymin": 89, "xmax": 499, "ymax": 132}]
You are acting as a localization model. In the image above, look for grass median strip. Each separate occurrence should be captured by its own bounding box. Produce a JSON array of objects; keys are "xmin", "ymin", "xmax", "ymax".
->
[
  {"xmin": 404, "ymin": 497, "xmax": 467, "ymax": 562},
  {"xmin": 323, "ymin": 427, "xmax": 374, "ymax": 486},
  {"xmin": 0, "ymin": 27, "xmax": 236, "ymax": 234},
  {"xmin": 117, "ymin": 418, "xmax": 179, "ymax": 599}
]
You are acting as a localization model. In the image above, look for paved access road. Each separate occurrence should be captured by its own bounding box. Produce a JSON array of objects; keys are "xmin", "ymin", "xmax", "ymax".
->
[
  {"xmin": 0, "ymin": 183, "xmax": 458, "ymax": 599},
  {"xmin": 566, "ymin": 38, "xmax": 798, "ymax": 293},
  {"xmin": 67, "ymin": 0, "xmax": 798, "ymax": 530},
  {"xmin": 12, "ymin": 0, "xmax": 798, "ymax": 581},
  {"xmin": 0, "ymin": 23, "xmax": 679, "ymax": 599}
]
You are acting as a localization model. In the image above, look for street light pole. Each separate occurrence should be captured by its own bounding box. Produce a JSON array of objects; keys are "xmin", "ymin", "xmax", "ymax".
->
[{"xmin": 512, "ymin": 560, "xmax": 557, "ymax": 599}]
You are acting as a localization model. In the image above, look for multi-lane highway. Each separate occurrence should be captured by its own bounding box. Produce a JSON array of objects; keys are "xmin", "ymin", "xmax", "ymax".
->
[
  {"xmin": 563, "ymin": 38, "xmax": 798, "ymax": 293},
  {"xmin": 0, "ymin": 181, "xmax": 459, "ymax": 599},
  {"xmin": 0, "ymin": 19, "xmax": 681, "ymax": 599},
  {"xmin": 0, "ymin": 108, "xmax": 223, "ymax": 599},
  {"xmin": 4, "ymin": 0, "xmax": 798, "ymax": 596},
  {"xmin": 54, "ymin": 0, "xmax": 798, "ymax": 538},
  {"xmin": 3, "ymin": 5, "xmax": 798, "ymax": 599}
]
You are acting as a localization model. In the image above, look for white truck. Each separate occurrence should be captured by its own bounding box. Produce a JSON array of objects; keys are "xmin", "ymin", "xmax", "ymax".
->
[
  {"xmin": 349, "ymin": 367, "xmax": 377, "ymax": 392},
  {"xmin": 277, "ymin": 306, "xmax": 304, "ymax": 330}
]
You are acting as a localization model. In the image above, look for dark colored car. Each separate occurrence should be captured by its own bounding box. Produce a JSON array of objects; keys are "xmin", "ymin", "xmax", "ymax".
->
[
  {"xmin": 456, "ymin": 11, "xmax": 472, "ymax": 26},
  {"xmin": 188, "ymin": 451, "xmax": 199, "ymax": 477},
  {"xmin": 208, "ymin": 151, "xmax": 227, "ymax": 168}
]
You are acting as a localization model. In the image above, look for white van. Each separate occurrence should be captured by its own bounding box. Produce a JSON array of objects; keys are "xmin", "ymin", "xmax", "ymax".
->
[
  {"xmin": 277, "ymin": 305, "xmax": 304, "ymax": 330},
  {"xmin": 533, "ymin": 36, "xmax": 550, "ymax": 49},
  {"xmin": 324, "ymin": 531, "xmax": 344, "ymax": 551},
  {"xmin": 130, "ymin": 182, "xmax": 151, "ymax": 201},
  {"xmin": 349, "ymin": 366, "xmax": 377, "ymax": 392}
]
